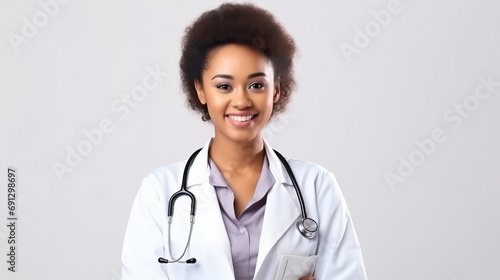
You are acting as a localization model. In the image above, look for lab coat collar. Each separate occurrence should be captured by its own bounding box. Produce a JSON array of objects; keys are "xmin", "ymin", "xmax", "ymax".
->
[
  {"xmin": 262, "ymin": 138, "xmax": 294, "ymax": 186},
  {"xmin": 184, "ymin": 139, "xmax": 212, "ymax": 187},
  {"xmin": 186, "ymin": 137, "xmax": 293, "ymax": 188}
]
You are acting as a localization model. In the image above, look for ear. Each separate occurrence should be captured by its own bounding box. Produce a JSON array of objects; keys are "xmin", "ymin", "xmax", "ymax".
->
[
  {"xmin": 273, "ymin": 77, "xmax": 281, "ymax": 103},
  {"xmin": 194, "ymin": 80, "xmax": 206, "ymax": 105}
]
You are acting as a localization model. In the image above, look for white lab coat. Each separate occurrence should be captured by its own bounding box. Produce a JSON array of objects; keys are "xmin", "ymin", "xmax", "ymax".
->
[{"xmin": 122, "ymin": 138, "xmax": 367, "ymax": 279}]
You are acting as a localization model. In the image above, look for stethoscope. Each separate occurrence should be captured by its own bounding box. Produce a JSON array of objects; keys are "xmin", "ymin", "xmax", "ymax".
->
[{"xmin": 158, "ymin": 148, "xmax": 318, "ymax": 265}]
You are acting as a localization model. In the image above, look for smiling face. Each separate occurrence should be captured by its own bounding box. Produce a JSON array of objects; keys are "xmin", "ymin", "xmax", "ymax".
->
[{"xmin": 194, "ymin": 44, "xmax": 280, "ymax": 144}]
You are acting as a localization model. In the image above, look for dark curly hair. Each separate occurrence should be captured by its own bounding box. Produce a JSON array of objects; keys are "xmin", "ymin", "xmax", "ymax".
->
[{"xmin": 179, "ymin": 2, "xmax": 297, "ymax": 122}]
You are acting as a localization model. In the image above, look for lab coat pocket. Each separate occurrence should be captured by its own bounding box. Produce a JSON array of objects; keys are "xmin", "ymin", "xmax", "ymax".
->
[{"xmin": 274, "ymin": 255, "xmax": 319, "ymax": 280}]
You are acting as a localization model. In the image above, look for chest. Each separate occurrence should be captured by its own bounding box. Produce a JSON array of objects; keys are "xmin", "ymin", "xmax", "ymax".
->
[{"xmin": 223, "ymin": 171, "xmax": 260, "ymax": 215}]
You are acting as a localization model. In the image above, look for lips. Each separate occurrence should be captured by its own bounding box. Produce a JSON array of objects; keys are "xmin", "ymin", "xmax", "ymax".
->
[{"xmin": 225, "ymin": 113, "xmax": 258, "ymax": 127}]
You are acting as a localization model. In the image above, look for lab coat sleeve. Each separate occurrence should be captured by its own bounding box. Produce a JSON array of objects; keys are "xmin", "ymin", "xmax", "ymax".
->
[
  {"xmin": 314, "ymin": 169, "xmax": 367, "ymax": 279},
  {"xmin": 122, "ymin": 175, "xmax": 169, "ymax": 280}
]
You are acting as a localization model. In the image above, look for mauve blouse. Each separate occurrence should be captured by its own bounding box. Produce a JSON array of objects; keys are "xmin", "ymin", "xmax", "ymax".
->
[{"xmin": 208, "ymin": 154, "xmax": 275, "ymax": 280}]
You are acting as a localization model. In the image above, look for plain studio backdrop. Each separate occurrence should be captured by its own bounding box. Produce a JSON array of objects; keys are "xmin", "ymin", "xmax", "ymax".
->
[{"xmin": 1, "ymin": 0, "xmax": 499, "ymax": 279}]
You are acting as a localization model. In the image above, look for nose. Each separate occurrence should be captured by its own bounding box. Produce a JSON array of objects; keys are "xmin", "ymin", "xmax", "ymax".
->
[{"xmin": 232, "ymin": 86, "xmax": 251, "ymax": 109}]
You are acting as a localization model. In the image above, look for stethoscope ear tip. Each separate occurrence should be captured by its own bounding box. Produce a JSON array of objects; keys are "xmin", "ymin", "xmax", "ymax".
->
[{"xmin": 158, "ymin": 257, "xmax": 169, "ymax": 263}]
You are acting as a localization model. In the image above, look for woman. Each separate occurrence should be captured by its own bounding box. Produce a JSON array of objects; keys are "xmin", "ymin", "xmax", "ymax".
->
[{"xmin": 122, "ymin": 3, "xmax": 367, "ymax": 280}]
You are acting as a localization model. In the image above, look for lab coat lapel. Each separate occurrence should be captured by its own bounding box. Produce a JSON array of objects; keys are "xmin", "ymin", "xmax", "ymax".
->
[
  {"xmin": 255, "ymin": 140, "xmax": 301, "ymax": 274},
  {"xmin": 186, "ymin": 139, "xmax": 233, "ymax": 273}
]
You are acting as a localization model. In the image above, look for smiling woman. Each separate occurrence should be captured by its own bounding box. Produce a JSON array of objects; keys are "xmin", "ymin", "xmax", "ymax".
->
[
  {"xmin": 179, "ymin": 3, "xmax": 296, "ymax": 123},
  {"xmin": 121, "ymin": 3, "xmax": 367, "ymax": 280}
]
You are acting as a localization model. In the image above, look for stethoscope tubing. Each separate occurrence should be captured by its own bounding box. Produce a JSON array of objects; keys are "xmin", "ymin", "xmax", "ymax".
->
[
  {"xmin": 272, "ymin": 149, "xmax": 308, "ymax": 220},
  {"xmin": 167, "ymin": 148, "xmax": 202, "ymax": 217}
]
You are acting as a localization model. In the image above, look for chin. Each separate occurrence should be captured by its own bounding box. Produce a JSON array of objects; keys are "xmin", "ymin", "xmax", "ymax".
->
[{"xmin": 223, "ymin": 130, "xmax": 262, "ymax": 144}]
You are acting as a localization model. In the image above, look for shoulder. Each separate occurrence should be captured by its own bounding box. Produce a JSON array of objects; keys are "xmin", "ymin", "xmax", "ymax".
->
[
  {"xmin": 280, "ymin": 156, "xmax": 343, "ymax": 201},
  {"xmin": 285, "ymin": 157, "xmax": 338, "ymax": 185},
  {"xmin": 138, "ymin": 160, "xmax": 188, "ymax": 196},
  {"xmin": 146, "ymin": 160, "xmax": 186, "ymax": 182}
]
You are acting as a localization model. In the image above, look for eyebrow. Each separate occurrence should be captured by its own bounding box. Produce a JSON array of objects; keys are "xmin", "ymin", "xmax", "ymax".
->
[{"xmin": 211, "ymin": 72, "xmax": 267, "ymax": 80}]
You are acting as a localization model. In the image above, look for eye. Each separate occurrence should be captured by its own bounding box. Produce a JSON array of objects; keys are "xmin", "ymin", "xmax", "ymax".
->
[
  {"xmin": 216, "ymin": 83, "xmax": 231, "ymax": 91},
  {"xmin": 249, "ymin": 82, "xmax": 264, "ymax": 89}
]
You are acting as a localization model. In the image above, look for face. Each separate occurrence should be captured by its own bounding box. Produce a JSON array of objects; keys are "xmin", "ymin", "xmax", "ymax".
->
[{"xmin": 194, "ymin": 44, "xmax": 280, "ymax": 143}]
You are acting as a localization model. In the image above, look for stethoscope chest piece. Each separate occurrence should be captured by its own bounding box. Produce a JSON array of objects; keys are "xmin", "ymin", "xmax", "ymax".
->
[{"xmin": 297, "ymin": 217, "xmax": 318, "ymax": 239}]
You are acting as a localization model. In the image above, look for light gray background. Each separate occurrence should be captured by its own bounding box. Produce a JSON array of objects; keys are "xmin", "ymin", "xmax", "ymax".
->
[{"xmin": 1, "ymin": 0, "xmax": 499, "ymax": 279}]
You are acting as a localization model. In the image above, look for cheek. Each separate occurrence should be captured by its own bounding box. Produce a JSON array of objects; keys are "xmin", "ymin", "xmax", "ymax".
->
[
  {"xmin": 205, "ymin": 94, "xmax": 227, "ymax": 117},
  {"xmin": 261, "ymin": 95, "xmax": 275, "ymax": 113}
]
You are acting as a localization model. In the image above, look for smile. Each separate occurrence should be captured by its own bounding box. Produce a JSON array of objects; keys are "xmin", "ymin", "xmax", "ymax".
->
[{"xmin": 227, "ymin": 115, "xmax": 256, "ymax": 122}]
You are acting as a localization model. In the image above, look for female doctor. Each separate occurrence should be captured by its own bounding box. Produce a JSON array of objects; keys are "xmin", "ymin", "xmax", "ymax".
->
[{"xmin": 122, "ymin": 3, "xmax": 367, "ymax": 280}]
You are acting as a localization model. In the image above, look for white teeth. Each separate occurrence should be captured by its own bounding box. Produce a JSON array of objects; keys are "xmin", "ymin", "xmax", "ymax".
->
[{"xmin": 228, "ymin": 115, "xmax": 253, "ymax": 122}]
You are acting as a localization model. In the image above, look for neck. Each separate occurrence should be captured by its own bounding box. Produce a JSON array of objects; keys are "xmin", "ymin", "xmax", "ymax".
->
[{"xmin": 209, "ymin": 134, "xmax": 265, "ymax": 173}]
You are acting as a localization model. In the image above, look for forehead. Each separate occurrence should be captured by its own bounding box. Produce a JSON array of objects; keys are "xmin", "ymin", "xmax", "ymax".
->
[{"xmin": 203, "ymin": 44, "xmax": 274, "ymax": 77}]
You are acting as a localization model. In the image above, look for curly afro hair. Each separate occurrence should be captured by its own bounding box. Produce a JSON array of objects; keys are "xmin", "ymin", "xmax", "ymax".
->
[{"xmin": 179, "ymin": 2, "xmax": 297, "ymax": 122}]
